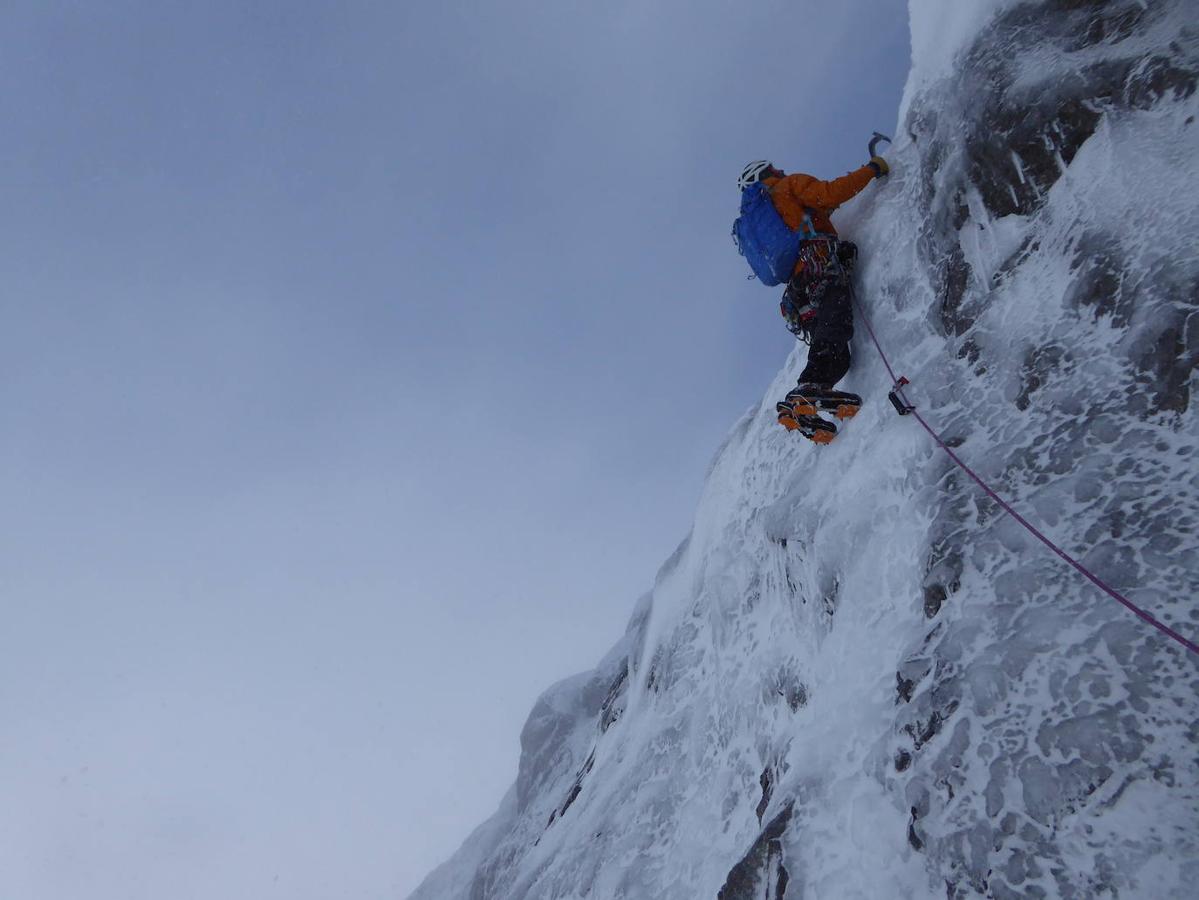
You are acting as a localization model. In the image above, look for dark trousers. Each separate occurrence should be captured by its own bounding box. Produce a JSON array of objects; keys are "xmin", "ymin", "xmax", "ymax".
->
[
  {"xmin": 791, "ymin": 273, "xmax": 854, "ymax": 387},
  {"xmin": 799, "ymin": 337, "xmax": 851, "ymax": 387}
]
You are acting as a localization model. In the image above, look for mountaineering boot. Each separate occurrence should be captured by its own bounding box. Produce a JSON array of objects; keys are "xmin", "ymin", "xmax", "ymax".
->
[
  {"xmin": 776, "ymin": 402, "xmax": 838, "ymax": 444},
  {"xmin": 785, "ymin": 383, "xmax": 862, "ymax": 421}
]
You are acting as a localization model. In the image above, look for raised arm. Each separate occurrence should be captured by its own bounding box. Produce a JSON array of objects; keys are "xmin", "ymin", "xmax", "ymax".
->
[{"xmin": 785, "ymin": 165, "xmax": 877, "ymax": 212}]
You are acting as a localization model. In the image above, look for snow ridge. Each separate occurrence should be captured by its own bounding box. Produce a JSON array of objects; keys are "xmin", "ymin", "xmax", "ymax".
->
[{"xmin": 410, "ymin": 1, "xmax": 1198, "ymax": 897}]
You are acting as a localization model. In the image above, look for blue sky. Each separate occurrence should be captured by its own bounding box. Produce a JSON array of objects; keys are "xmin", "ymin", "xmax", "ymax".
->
[{"xmin": 0, "ymin": 2, "xmax": 910, "ymax": 897}]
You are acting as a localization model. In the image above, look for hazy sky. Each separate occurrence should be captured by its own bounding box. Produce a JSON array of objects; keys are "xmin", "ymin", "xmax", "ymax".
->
[{"xmin": 1, "ymin": 2, "xmax": 910, "ymax": 897}]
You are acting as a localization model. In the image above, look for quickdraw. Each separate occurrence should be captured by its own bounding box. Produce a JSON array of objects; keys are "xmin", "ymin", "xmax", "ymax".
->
[
  {"xmin": 850, "ymin": 272, "xmax": 1198, "ymax": 657},
  {"xmin": 888, "ymin": 376, "xmax": 916, "ymax": 416}
]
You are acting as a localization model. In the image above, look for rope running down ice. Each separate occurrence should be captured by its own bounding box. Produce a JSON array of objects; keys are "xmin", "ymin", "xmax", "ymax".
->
[{"xmin": 851, "ymin": 294, "xmax": 1199, "ymax": 657}]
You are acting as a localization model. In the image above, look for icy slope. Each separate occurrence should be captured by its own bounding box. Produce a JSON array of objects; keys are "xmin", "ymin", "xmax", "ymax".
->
[{"xmin": 410, "ymin": 1, "xmax": 1198, "ymax": 897}]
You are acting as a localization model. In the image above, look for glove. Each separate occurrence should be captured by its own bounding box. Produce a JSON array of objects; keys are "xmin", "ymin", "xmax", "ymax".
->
[{"xmin": 868, "ymin": 156, "xmax": 889, "ymax": 177}]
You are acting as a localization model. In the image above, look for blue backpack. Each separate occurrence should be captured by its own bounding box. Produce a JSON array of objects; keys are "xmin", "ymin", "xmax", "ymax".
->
[{"xmin": 731, "ymin": 182, "xmax": 803, "ymax": 286}]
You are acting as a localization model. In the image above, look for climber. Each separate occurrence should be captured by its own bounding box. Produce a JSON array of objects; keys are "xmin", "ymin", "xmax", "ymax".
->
[{"xmin": 733, "ymin": 154, "xmax": 888, "ymax": 443}]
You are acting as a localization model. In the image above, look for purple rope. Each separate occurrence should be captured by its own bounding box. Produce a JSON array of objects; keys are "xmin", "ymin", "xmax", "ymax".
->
[{"xmin": 852, "ymin": 297, "xmax": 1199, "ymax": 657}]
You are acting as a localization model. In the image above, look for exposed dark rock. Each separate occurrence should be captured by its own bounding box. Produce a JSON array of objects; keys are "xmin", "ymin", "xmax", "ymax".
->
[
  {"xmin": 938, "ymin": 244, "xmax": 974, "ymax": 336},
  {"xmin": 956, "ymin": 0, "xmax": 1189, "ymax": 221},
  {"xmin": 819, "ymin": 572, "xmax": 841, "ymax": 619},
  {"xmin": 560, "ymin": 784, "xmax": 581, "ymax": 815},
  {"xmin": 922, "ymin": 530, "xmax": 964, "ymax": 620},
  {"xmin": 897, "ymin": 654, "xmax": 933, "ymax": 705},
  {"xmin": 906, "ymin": 710, "xmax": 944, "ymax": 750},
  {"xmin": 546, "ymin": 750, "xmax": 596, "ymax": 830},
  {"xmin": 1066, "ymin": 236, "xmax": 1132, "ymax": 327},
  {"xmin": 1015, "ymin": 344, "xmax": 1068, "ymax": 411},
  {"xmin": 1139, "ymin": 307, "xmax": 1195, "ymax": 415},
  {"xmin": 992, "ymin": 237, "xmax": 1041, "ymax": 290},
  {"xmin": 923, "ymin": 584, "xmax": 947, "ymax": 619},
  {"xmin": 965, "ymin": 89, "xmax": 1101, "ymax": 219},
  {"xmin": 908, "ymin": 806, "xmax": 925, "ymax": 851},
  {"xmin": 1124, "ymin": 52, "xmax": 1199, "ymax": 109},
  {"xmin": 898, "ymin": 671, "xmax": 917, "ymax": 704},
  {"xmin": 599, "ymin": 667, "xmax": 629, "ymax": 733},
  {"xmin": 956, "ymin": 337, "xmax": 982, "ymax": 367},
  {"xmin": 785, "ymin": 682, "xmax": 808, "ymax": 711},
  {"xmin": 756, "ymin": 767, "xmax": 773, "ymax": 823},
  {"xmin": 772, "ymin": 667, "xmax": 809, "ymax": 712},
  {"xmin": 1048, "ymin": 0, "xmax": 1144, "ymax": 49},
  {"xmin": 905, "ymin": 698, "xmax": 961, "ymax": 751},
  {"xmin": 716, "ymin": 805, "xmax": 793, "ymax": 900}
]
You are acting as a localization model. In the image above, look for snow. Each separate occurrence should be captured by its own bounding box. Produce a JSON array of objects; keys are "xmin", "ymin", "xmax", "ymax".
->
[
  {"xmin": 899, "ymin": 0, "xmax": 1029, "ymax": 128},
  {"xmin": 411, "ymin": 1, "xmax": 1199, "ymax": 897}
]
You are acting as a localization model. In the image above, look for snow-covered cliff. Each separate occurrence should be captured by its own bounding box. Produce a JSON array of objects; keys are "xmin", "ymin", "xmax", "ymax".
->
[{"xmin": 411, "ymin": 1, "xmax": 1198, "ymax": 896}]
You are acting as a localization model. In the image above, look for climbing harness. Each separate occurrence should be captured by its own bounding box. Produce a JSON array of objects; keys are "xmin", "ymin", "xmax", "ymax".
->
[
  {"xmin": 853, "ymin": 294, "xmax": 1199, "ymax": 658},
  {"xmin": 781, "ymin": 239, "xmax": 857, "ymax": 344}
]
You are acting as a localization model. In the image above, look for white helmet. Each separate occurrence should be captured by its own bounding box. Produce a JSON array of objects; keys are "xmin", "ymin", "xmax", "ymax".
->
[{"xmin": 738, "ymin": 160, "xmax": 773, "ymax": 191}]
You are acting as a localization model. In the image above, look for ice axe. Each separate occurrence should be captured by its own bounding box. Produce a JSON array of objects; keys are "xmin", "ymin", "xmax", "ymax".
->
[{"xmin": 868, "ymin": 131, "xmax": 892, "ymax": 158}]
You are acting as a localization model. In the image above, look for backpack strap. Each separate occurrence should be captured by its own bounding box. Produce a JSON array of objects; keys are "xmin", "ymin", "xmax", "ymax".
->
[{"xmin": 800, "ymin": 209, "xmax": 837, "ymax": 240}]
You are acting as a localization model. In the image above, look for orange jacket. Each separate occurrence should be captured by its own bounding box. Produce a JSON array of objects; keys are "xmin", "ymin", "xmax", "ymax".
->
[{"xmin": 761, "ymin": 165, "xmax": 876, "ymax": 236}]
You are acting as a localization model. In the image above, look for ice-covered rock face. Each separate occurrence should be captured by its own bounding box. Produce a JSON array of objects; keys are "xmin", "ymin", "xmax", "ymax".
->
[{"xmin": 411, "ymin": 1, "xmax": 1198, "ymax": 898}]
